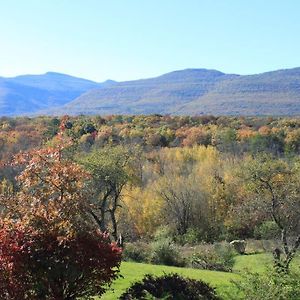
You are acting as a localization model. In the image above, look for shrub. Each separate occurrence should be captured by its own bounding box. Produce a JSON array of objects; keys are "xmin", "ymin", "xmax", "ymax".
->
[
  {"xmin": 254, "ymin": 221, "xmax": 281, "ymax": 240},
  {"xmin": 215, "ymin": 243, "xmax": 236, "ymax": 267},
  {"xmin": 122, "ymin": 242, "xmax": 150, "ymax": 263},
  {"xmin": 175, "ymin": 228, "xmax": 202, "ymax": 245},
  {"xmin": 189, "ymin": 243, "xmax": 236, "ymax": 272},
  {"xmin": 230, "ymin": 270, "xmax": 300, "ymax": 300},
  {"xmin": 150, "ymin": 238, "xmax": 183, "ymax": 266},
  {"xmin": 119, "ymin": 273, "xmax": 220, "ymax": 300},
  {"xmin": 153, "ymin": 226, "xmax": 174, "ymax": 241},
  {"xmin": 0, "ymin": 224, "xmax": 122, "ymax": 300}
]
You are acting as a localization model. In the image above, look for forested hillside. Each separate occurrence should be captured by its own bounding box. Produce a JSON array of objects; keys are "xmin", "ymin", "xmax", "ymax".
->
[
  {"xmin": 2, "ymin": 67, "xmax": 300, "ymax": 116},
  {"xmin": 52, "ymin": 68, "xmax": 300, "ymax": 116}
]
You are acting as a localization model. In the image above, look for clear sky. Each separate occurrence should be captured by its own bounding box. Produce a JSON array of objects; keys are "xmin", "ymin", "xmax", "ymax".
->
[{"xmin": 1, "ymin": 0, "xmax": 300, "ymax": 82}]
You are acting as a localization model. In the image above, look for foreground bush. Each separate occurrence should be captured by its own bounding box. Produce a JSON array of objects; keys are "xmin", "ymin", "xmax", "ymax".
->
[
  {"xmin": 0, "ymin": 224, "xmax": 122, "ymax": 300},
  {"xmin": 119, "ymin": 273, "xmax": 220, "ymax": 300}
]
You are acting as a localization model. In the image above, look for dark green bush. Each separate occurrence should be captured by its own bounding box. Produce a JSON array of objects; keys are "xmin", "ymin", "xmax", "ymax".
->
[{"xmin": 119, "ymin": 273, "xmax": 220, "ymax": 300}]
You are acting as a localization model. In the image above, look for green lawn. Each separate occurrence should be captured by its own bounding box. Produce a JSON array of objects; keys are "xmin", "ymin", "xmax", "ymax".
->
[
  {"xmin": 234, "ymin": 252, "xmax": 300, "ymax": 273},
  {"xmin": 233, "ymin": 253, "xmax": 273, "ymax": 273},
  {"xmin": 99, "ymin": 253, "xmax": 300, "ymax": 299}
]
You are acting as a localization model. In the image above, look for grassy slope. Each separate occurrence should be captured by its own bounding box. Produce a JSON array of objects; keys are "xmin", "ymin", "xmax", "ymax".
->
[
  {"xmin": 100, "ymin": 253, "xmax": 299, "ymax": 299},
  {"xmin": 100, "ymin": 262, "xmax": 238, "ymax": 299}
]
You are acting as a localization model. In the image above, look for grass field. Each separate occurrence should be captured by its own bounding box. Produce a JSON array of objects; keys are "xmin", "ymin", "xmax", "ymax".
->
[{"xmin": 99, "ymin": 253, "xmax": 299, "ymax": 299}]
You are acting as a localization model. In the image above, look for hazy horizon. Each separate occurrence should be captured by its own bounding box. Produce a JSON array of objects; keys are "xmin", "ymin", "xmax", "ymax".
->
[{"xmin": 2, "ymin": 65, "xmax": 300, "ymax": 83}]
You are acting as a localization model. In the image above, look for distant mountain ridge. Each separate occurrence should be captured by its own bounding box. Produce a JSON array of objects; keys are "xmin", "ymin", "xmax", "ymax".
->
[
  {"xmin": 0, "ymin": 72, "xmax": 100, "ymax": 116},
  {"xmin": 1, "ymin": 68, "xmax": 300, "ymax": 116}
]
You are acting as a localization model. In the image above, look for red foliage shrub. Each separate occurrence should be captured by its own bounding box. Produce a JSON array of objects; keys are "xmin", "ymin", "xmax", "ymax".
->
[{"xmin": 0, "ymin": 223, "xmax": 122, "ymax": 300}]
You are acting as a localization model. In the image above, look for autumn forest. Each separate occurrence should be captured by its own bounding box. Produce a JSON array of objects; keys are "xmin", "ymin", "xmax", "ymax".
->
[{"xmin": 0, "ymin": 114, "xmax": 300, "ymax": 299}]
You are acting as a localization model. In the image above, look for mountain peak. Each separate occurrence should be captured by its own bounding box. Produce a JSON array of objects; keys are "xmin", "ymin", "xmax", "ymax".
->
[
  {"xmin": 157, "ymin": 68, "xmax": 227, "ymax": 82},
  {"xmin": 45, "ymin": 71, "xmax": 68, "ymax": 76}
]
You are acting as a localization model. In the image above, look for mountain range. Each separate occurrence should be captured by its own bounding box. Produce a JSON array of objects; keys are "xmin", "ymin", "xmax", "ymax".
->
[{"xmin": 1, "ymin": 68, "xmax": 300, "ymax": 116}]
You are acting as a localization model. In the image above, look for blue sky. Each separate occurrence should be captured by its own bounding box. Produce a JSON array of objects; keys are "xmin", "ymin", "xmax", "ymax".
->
[{"xmin": 1, "ymin": 0, "xmax": 300, "ymax": 82}]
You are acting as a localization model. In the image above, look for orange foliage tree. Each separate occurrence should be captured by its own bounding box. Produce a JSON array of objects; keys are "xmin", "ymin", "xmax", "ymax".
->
[{"xmin": 0, "ymin": 139, "xmax": 122, "ymax": 299}]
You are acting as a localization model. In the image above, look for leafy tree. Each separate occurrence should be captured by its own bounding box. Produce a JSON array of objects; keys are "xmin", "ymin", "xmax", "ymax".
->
[
  {"xmin": 240, "ymin": 155, "xmax": 300, "ymax": 271},
  {"xmin": 122, "ymin": 186, "xmax": 164, "ymax": 237},
  {"xmin": 79, "ymin": 146, "xmax": 139, "ymax": 241},
  {"xmin": 0, "ymin": 140, "xmax": 122, "ymax": 299},
  {"xmin": 157, "ymin": 170, "xmax": 204, "ymax": 235},
  {"xmin": 181, "ymin": 127, "xmax": 211, "ymax": 147},
  {"xmin": 155, "ymin": 147, "xmax": 216, "ymax": 236},
  {"xmin": 215, "ymin": 128, "xmax": 238, "ymax": 154},
  {"xmin": 44, "ymin": 117, "xmax": 60, "ymax": 139},
  {"xmin": 10, "ymin": 143, "xmax": 92, "ymax": 233},
  {"xmin": 285, "ymin": 128, "xmax": 300, "ymax": 154}
]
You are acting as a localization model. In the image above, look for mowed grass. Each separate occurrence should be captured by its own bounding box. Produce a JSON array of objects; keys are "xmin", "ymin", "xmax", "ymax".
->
[
  {"xmin": 99, "ymin": 262, "xmax": 238, "ymax": 299},
  {"xmin": 234, "ymin": 252, "xmax": 300, "ymax": 273},
  {"xmin": 99, "ymin": 253, "xmax": 300, "ymax": 300}
]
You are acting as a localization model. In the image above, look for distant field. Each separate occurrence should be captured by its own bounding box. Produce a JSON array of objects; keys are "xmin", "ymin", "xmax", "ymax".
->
[{"xmin": 99, "ymin": 253, "xmax": 299, "ymax": 299}]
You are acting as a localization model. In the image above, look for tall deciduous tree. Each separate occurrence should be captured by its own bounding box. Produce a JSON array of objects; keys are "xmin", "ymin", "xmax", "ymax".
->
[
  {"xmin": 0, "ymin": 140, "xmax": 122, "ymax": 299},
  {"xmin": 11, "ymin": 143, "xmax": 92, "ymax": 233},
  {"xmin": 79, "ymin": 145, "xmax": 139, "ymax": 241},
  {"xmin": 241, "ymin": 154, "xmax": 300, "ymax": 272}
]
